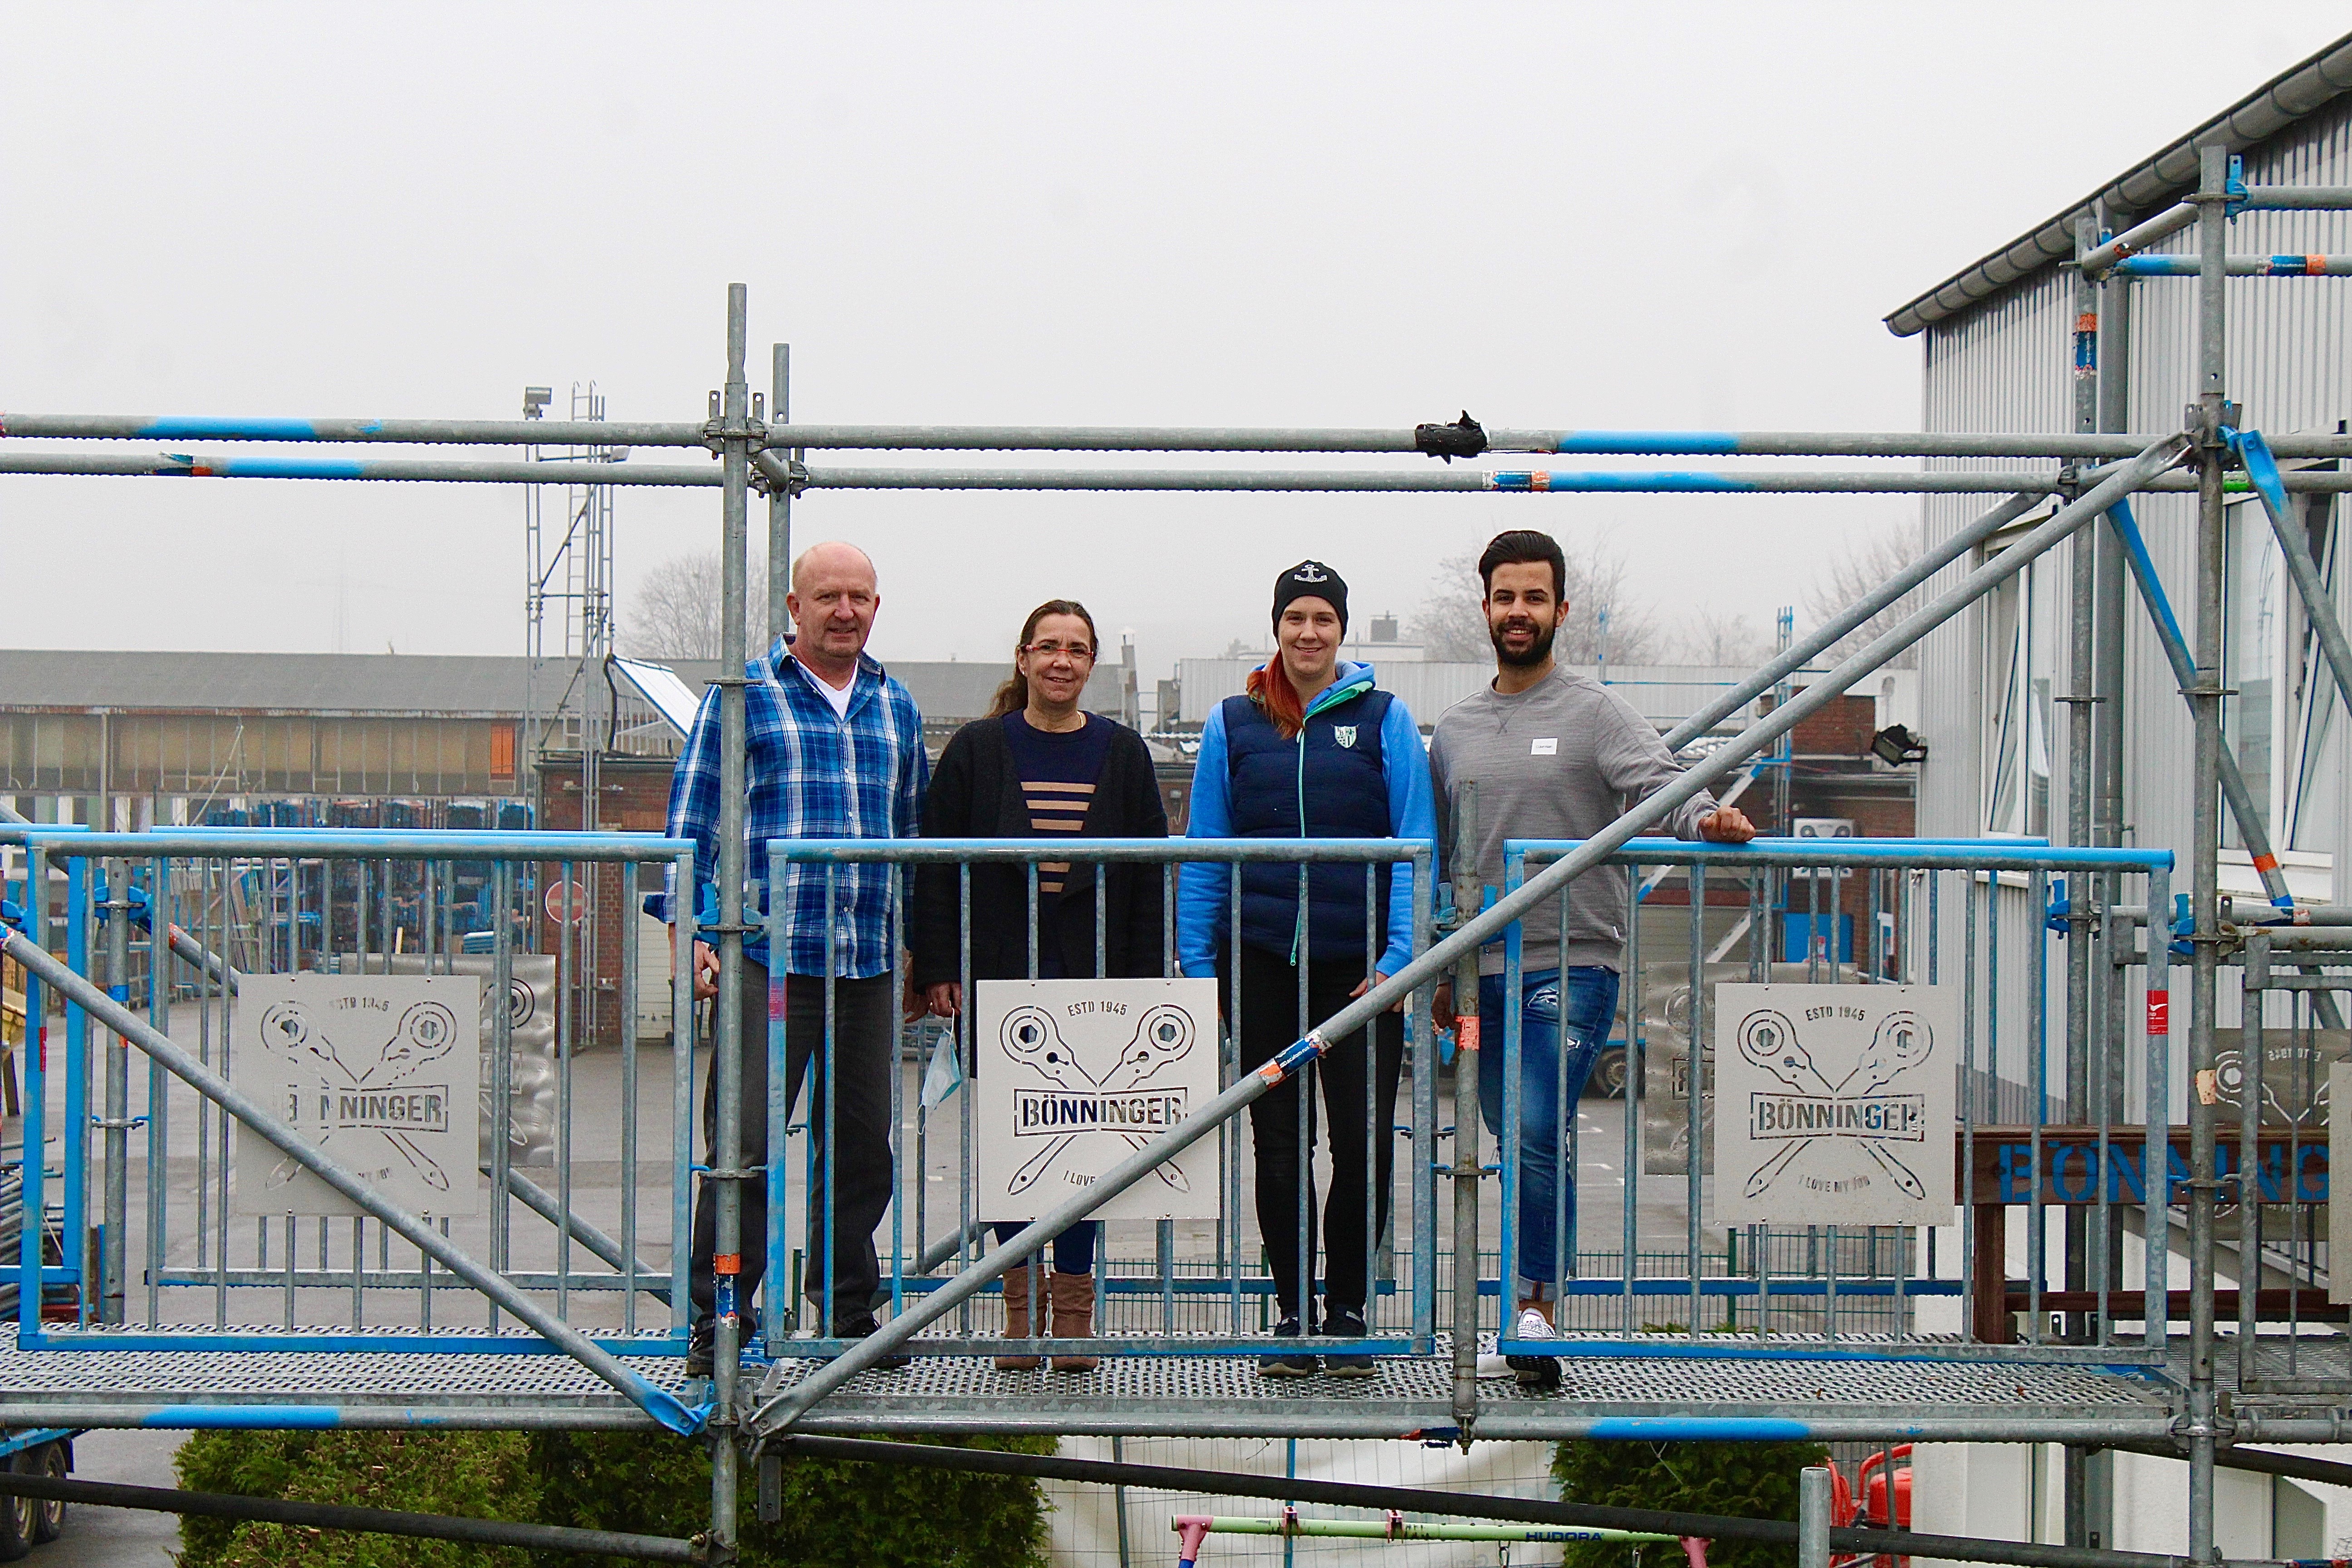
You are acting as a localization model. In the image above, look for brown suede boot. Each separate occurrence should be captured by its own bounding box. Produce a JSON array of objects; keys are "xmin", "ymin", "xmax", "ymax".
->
[
  {"xmin": 1049, "ymin": 1270, "xmax": 1100, "ymax": 1372},
  {"xmin": 995, "ymin": 1264, "xmax": 1043, "ymax": 1371}
]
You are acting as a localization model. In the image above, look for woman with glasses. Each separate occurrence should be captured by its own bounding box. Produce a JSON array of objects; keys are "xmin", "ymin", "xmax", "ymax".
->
[
  {"xmin": 1177, "ymin": 560, "xmax": 1436, "ymax": 1378},
  {"xmin": 912, "ymin": 598, "xmax": 1169, "ymax": 1372}
]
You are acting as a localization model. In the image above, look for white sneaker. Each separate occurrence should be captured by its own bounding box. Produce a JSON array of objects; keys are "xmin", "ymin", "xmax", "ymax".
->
[{"xmin": 1508, "ymin": 1306, "xmax": 1560, "ymax": 1391}]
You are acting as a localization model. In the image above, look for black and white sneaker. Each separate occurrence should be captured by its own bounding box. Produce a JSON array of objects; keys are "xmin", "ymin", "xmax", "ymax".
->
[
  {"xmin": 1504, "ymin": 1306, "xmax": 1560, "ymax": 1391},
  {"xmin": 1257, "ymin": 1316, "xmax": 1320, "ymax": 1378},
  {"xmin": 1318, "ymin": 1308, "xmax": 1377, "ymax": 1378}
]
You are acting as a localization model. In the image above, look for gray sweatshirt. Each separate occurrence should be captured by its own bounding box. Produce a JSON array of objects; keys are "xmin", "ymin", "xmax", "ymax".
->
[{"xmin": 1428, "ymin": 666, "xmax": 1719, "ymax": 975}]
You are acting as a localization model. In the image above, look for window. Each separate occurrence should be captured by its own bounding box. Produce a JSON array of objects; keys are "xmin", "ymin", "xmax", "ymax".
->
[
  {"xmin": 2224, "ymin": 498, "xmax": 2281, "ymax": 849},
  {"xmin": 2285, "ymin": 495, "xmax": 2342, "ymax": 857},
  {"xmin": 1982, "ymin": 564, "xmax": 2051, "ymax": 837}
]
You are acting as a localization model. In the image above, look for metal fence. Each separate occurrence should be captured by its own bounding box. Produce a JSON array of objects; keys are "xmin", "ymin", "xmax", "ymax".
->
[
  {"xmin": 1, "ymin": 827, "xmax": 695, "ymax": 1423},
  {"xmin": 4, "ymin": 823, "xmax": 2220, "ymax": 1377}
]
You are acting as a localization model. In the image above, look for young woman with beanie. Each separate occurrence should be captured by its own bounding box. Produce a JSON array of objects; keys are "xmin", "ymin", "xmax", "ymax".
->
[
  {"xmin": 911, "ymin": 598, "xmax": 1169, "ymax": 1372},
  {"xmin": 1177, "ymin": 560, "xmax": 1436, "ymax": 1377}
]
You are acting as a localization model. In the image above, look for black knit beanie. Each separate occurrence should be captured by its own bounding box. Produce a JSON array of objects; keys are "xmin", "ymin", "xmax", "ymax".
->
[{"xmin": 1271, "ymin": 560, "xmax": 1348, "ymax": 632}]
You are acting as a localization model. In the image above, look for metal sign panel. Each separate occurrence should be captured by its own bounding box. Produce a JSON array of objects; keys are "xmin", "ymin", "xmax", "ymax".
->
[
  {"xmin": 1710, "ymin": 983, "xmax": 1956, "ymax": 1227},
  {"xmin": 974, "ymin": 978, "xmax": 1219, "ymax": 1222},
  {"xmin": 235, "ymin": 973, "xmax": 484, "ymax": 1218}
]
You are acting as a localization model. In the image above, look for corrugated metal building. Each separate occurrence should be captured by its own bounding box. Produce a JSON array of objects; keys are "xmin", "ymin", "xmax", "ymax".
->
[
  {"xmin": 0, "ymin": 647, "xmax": 1128, "ymax": 826},
  {"xmin": 1894, "ymin": 34, "xmax": 2352, "ymax": 909},
  {"xmin": 1885, "ymin": 33, "xmax": 2352, "ymax": 1558}
]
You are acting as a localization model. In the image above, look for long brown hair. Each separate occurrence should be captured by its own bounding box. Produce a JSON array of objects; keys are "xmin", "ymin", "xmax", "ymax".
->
[
  {"xmin": 1246, "ymin": 659, "xmax": 1306, "ymax": 739},
  {"xmin": 987, "ymin": 599, "xmax": 1099, "ymax": 718}
]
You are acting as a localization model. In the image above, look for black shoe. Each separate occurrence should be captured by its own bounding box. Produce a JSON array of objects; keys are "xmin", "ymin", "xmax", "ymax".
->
[
  {"xmin": 833, "ymin": 1312, "xmax": 912, "ymax": 1371},
  {"xmin": 683, "ymin": 1308, "xmax": 762, "ymax": 1378},
  {"xmin": 1318, "ymin": 1308, "xmax": 1377, "ymax": 1377},
  {"xmin": 1258, "ymin": 1315, "xmax": 1320, "ymax": 1378}
]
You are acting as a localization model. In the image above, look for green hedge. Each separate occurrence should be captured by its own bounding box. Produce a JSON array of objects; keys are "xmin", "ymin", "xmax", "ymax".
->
[
  {"xmin": 1552, "ymin": 1439, "xmax": 1830, "ymax": 1568},
  {"xmin": 175, "ymin": 1428, "xmax": 1054, "ymax": 1568}
]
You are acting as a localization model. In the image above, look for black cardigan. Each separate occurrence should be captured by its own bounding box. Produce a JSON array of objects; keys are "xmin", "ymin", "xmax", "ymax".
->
[{"xmin": 910, "ymin": 714, "xmax": 1169, "ymax": 987}]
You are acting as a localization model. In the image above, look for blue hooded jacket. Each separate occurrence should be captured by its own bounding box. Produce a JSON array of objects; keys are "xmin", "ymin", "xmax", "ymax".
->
[{"xmin": 1177, "ymin": 661, "xmax": 1435, "ymax": 980}]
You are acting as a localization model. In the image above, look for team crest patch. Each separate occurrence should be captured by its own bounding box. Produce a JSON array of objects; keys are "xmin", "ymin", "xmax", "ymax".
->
[{"xmin": 1333, "ymin": 725, "xmax": 1357, "ymax": 748}]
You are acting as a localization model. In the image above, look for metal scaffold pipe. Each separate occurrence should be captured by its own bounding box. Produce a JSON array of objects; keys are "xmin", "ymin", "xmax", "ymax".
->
[
  {"xmin": 773, "ymin": 1436, "xmax": 2193, "ymax": 1568},
  {"xmin": 2185, "ymin": 142, "xmax": 2230, "ymax": 1568},
  {"xmin": 744, "ymin": 429, "xmax": 2190, "ymax": 1438},
  {"xmin": 787, "ymin": 465, "xmax": 2332, "ymax": 495},
  {"xmin": 1661, "ymin": 490, "xmax": 2045, "ymax": 750},
  {"xmin": 2114, "ymin": 254, "xmax": 2352, "ymax": 276},
  {"xmin": 14, "ymin": 410, "xmax": 2352, "ymax": 458},
  {"xmin": 0, "ymin": 1470, "xmax": 708, "ymax": 1563},
  {"xmin": 707, "ymin": 282, "xmax": 755, "ymax": 1554},
  {"xmin": 0, "ymin": 452, "xmax": 720, "ymax": 485}
]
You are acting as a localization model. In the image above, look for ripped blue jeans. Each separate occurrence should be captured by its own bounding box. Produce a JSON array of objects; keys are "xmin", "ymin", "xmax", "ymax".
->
[{"xmin": 1476, "ymin": 966, "xmax": 1621, "ymax": 1299}]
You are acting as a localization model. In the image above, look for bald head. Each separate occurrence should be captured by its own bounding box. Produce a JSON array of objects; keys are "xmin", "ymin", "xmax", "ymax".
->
[
  {"xmin": 792, "ymin": 540, "xmax": 876, "ymax": 595},
  {"xmin": 786, "ymin": 539, "xmax": 882, "ymax": 683}
]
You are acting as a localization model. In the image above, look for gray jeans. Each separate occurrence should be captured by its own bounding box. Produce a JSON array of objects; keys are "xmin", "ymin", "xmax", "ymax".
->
[{"xmin": 689, "ymin": 960, "xmax": 895, "ymax": 1327}]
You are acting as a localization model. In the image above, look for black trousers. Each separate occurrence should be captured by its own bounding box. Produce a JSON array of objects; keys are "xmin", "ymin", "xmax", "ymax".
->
[
  {"xmin": 689, "ymin": 961, "xmax": 895, "ymax": 1325},
  {"xmin": 1230, "ymin": 943, "xmax": 1405, "ymax": 1322}
]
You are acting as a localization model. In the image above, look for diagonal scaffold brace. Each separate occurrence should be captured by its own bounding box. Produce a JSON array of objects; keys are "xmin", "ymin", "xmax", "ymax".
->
[{"xmin": 741, "ymin": 428, "xmax": 2193, "ymax": 1440}]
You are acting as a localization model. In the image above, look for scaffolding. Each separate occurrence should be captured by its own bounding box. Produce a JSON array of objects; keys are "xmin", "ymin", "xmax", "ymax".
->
[{"xmin": 0, "ymin": 145, "xmax": 2349, "ymax": 1563}]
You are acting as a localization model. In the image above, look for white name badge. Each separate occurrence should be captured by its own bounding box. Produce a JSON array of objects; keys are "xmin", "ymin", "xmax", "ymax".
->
[{"xmin": 1531, "ymin": 738, "xmax": 1558, "ymax": 755}]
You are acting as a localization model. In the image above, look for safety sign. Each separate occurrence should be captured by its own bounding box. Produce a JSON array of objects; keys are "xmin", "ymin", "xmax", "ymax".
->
[
  {"xmin": 974, "ymin": 978, "xmax": 1219, "ymax": 1222},
  {"xmin": 235, "ymin": 973, "xmax": 484, "ymax": 1217},
  {"xmin": 1710, "ymin": 983, "xmax": 1955, "ymax": 1228}
]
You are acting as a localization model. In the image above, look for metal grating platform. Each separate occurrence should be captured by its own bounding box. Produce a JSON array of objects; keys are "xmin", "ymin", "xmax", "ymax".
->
[
  {"xmin": 0, "ymin": 1324, "xmax": 691, "ymax": 1427},
  {"xmin": 755, "ymin": 1333, "xmax": 2184, "ymax": 1443},
  {"xmin": 0, "ymin": 1323, "xmax": 2181, "ymax": 1439}
]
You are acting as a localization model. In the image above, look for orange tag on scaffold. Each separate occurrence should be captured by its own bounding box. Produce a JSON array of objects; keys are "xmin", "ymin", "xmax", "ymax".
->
[{"xmin": 1455, "ymin": 1016, "xmax": 1480, "ymax": 1054}]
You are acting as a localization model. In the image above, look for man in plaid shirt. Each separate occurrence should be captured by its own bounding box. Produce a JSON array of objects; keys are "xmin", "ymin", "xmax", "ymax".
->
[{"xmin": 658, "ymin": 539, "xmax": 928, "ymax": 1373}]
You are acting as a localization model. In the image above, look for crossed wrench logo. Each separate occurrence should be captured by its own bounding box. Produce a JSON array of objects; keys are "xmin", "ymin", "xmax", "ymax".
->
[
  {"xmin": 260, "ymin": 999, "xmax": 461, "ymax": 1193},
  {"xmin": 1001, "ymin": 1004, "xmax": 1195, "ymax": 1196},
  {"xmin": 1737, "ymin": 1008, "xmax": 1932, "ymax": 1201}
]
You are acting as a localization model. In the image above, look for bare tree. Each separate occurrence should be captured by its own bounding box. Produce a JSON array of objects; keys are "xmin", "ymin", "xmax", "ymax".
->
[
  {"xmin": 1803, "ymin": 522, "xmax": 1925, "ymax": 670},
  {"xmin": 623, "ymin": 545, "xmax": 769, "ymax": 660},
  {"xmin": 1668, "ymin": 608, "xmax": 1774, "ymax": 667},
  {"xmin": 1409, "ymin": 539, "xmax": 1661, "ymax": 665}
]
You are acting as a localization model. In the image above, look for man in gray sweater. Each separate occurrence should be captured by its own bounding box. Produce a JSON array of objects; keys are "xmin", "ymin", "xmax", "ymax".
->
[{"xmin": 1429, "ymin": 529, "xmax": 1754, "ymax": 1387}]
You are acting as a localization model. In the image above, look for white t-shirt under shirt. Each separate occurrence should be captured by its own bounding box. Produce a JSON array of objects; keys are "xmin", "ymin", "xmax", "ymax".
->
[{"xmin": 812, "ymin": 670, "xmax": 856, "ymax": 720}]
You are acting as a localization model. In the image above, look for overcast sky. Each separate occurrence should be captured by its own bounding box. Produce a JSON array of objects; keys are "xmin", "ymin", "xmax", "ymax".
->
[{"xmin": 5, "ymin": 3, "xmax": 2348, "ymax": 681}]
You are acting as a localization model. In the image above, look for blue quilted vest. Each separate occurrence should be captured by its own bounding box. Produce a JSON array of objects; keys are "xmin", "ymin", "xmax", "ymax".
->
[{"xmin": 1220, "ymin": 684, "xmax": 1395, "ymax": 965}]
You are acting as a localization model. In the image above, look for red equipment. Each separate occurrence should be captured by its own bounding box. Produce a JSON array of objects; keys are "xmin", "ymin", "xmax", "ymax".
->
[{"xmin": 1827, "ymin": 1445, "xmax": 1912, "ymax": 1568}]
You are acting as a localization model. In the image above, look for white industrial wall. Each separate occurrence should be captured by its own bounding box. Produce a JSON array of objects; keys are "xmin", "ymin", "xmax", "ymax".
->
[{"xmin": 1913, "ymin": 96, "xmax": 2352, "ymax": 1115}]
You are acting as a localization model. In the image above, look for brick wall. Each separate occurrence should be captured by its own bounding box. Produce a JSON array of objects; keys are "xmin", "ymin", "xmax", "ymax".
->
[{"xmin": 536, "ymin": 756, "xmax": 676, "ymax": 1048}]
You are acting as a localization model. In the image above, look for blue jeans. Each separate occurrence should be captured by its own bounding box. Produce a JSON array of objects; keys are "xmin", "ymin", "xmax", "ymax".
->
[{"xmin": 1477, "ymin": 966, "xmax": 1621, "ymax": 1298}]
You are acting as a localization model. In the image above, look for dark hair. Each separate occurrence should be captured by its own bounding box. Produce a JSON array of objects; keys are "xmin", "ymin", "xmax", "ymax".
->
[
  {"xmin": 1477, "ymin": 529, "xmax": 1566, "ymax": 599},
  {"xmin": 986, "ymin": 599, "xmax": 1099, "ymax": 718}
]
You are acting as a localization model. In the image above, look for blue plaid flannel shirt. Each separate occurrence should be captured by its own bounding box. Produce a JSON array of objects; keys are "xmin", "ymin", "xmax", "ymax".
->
[{"xmin": 648, "ymin": 642, "xmax": 928, "ymax": 978}]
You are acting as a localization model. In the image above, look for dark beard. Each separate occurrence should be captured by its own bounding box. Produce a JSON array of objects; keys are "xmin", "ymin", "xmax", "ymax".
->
[{"xmin": 1490, "ymin": 616, "xmax": 1557, "ymax": 668}]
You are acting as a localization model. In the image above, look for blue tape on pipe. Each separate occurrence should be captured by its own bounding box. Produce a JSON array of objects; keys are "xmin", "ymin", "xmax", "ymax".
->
[
  {"xmin": 2109, "ymin": 500, "xmax": 2194, "ymax": 655},
  {"xmin": 141, "ymin": 1406, "xmax": 344, "ymax": 1430},
  {"xmin": 2222, "ymin": 427, "xmax": 2292, "ymax": 519},
  {"xmin": 137, "ymin": 417, "xmax": 322, "ymax": 441},
  {"xmin": 631, "ymin": 1377, "xmax": 707, "ymax": 1436},
  {"xmin": 1485, "ymin": 472, "xmax": 1759, "ymax": 494},
  {"xmin": 215, "ymin": 458, "xmax": 372, "ymax": 480},
  {"xmin": 1551, "ymin": 432, "xmax": 1741, "ymax": 456},
  {"xmin": 1583, "ymin": 1417, "xmax": 1818, "ymax": 1441}
]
